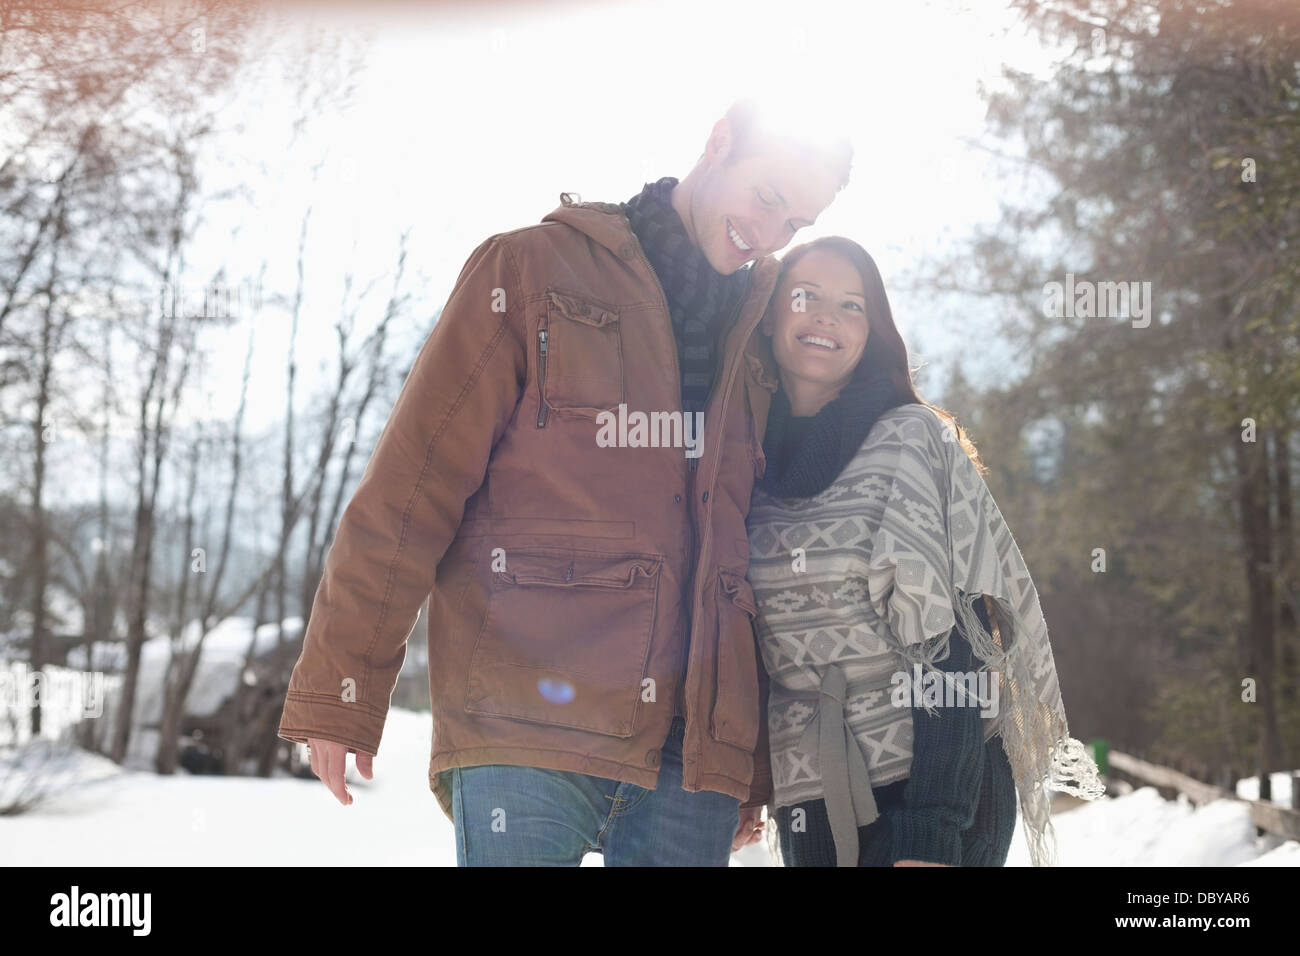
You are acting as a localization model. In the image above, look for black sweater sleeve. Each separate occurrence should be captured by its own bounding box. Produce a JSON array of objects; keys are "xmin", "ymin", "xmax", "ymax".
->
[{"xmin": 885, "ymin": 596, "xmax": 993, "ymax": 865}]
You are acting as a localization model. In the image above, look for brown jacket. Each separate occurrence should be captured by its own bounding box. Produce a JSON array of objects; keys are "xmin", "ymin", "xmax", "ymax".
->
[{"xmin": 277, "ymin": 194, "xmax": 782, "ymax": 817}]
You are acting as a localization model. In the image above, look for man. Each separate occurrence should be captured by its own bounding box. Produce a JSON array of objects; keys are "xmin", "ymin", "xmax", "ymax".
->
[{"xmin": 278, "ymin": 99, "xmax": 852, "ymax": 865}]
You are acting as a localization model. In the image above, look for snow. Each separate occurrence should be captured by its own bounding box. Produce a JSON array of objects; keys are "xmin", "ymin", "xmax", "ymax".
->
[
  {"xmin": 1235, "ymin": 771, "xmax": 1295, "ymax": 808},
  {"xmin": 1, "ymin": 706, "xmax": 1297, "ymax": 867},
  {"xmin": 1002, "ymin": 785, "xmax": 1297, "ymax": 867},
  {"xmin": 1, "ymin": 708, "xmax": 446, "ymax": 866}
]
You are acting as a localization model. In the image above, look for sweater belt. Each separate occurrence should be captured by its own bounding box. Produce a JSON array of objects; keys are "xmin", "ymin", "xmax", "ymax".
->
[{"xmin": 787, "ymin": 663, "xmax": 879, "ymax": 867}]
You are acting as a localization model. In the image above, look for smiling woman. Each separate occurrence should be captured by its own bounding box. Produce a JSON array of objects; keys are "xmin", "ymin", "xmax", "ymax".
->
[
  {"xmin": 758, "ymin": 236, "xmax": 975, "ymax": 463},
  {"xmin": 747, "ymin": 236, "xmax": 1103, "ymax": 868},
  {"xmin": 764, "ymin": 246, "xmax": 872, "ymax": 416}
]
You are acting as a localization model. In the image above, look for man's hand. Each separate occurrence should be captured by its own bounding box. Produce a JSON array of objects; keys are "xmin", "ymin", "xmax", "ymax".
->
[
  {"xmin": 732, "ymin": 805, "xmax": 766, "ymax": 851},
  {"xmin": 307, "ymin": 738, "xmax": 374, "ymax": 806}
]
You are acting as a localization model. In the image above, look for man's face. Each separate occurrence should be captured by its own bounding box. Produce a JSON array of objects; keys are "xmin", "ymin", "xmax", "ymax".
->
[{"xmin": 686, "ymin": 132, "xmax": 841, "ymax": 274}]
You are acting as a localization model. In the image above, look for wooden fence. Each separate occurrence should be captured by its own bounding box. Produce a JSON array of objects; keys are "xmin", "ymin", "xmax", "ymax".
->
[{"xmin": 1107, "ymin": 750, "xmax": 1300, "ymax": 842}]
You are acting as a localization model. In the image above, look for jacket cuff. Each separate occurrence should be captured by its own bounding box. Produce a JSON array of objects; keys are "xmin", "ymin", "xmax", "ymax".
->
[
  {"xmin": 888, "ymin": 808, "xmax": 964, "ymax": 866},
  {"xmin": 740, "ymin": 771, "xmax": 773, "ymax": 809},
  {"xmin": 278, "ymin": 691, "xmax": 386, "ymax": 756}
]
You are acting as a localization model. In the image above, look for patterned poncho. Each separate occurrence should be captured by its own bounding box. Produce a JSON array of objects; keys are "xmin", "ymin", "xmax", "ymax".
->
[{"xmin": 747, "ymin": 403, "xmax": 1104, "ymax": 867}]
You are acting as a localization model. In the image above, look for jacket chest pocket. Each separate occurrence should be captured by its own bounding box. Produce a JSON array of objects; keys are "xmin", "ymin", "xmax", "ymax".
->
[
  {"xmin": 538, "ymin": 290, "xmax": 624, "ymax": 419},
  {"xmin": 466, "ymin": 547, "xmax": 661, "ymax": 737}
]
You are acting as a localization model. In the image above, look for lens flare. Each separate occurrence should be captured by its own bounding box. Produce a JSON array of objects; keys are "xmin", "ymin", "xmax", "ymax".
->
[{"xmin": 537, "ymin": 678, "xmax": 576, "ymax": 705}]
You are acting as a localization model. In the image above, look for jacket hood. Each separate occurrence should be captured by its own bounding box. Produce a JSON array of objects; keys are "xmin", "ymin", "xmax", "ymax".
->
[{"xmin": 541, "ymin": 193, "xmax": 781, "ymax": 285}]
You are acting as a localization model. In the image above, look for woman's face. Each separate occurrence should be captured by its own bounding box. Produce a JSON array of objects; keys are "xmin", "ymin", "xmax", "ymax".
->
[{"xmin": 764, "ymin": 247, "xmax": 870, "ymax": 395}]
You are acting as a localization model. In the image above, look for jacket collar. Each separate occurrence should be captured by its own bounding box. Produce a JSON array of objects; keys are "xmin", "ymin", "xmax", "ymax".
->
[{"xmin": 541, "ymin": 194, "xmax": 781, "ymax": 295}]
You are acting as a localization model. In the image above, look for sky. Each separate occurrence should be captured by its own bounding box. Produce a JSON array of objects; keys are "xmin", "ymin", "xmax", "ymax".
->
[
  {"xmin": 23, "ymin": 0, "xmax": 1069, "ymax": 519},
  {"xmin": 172, "ymin": 0, "xmax": 1061, "ymax": 442}
]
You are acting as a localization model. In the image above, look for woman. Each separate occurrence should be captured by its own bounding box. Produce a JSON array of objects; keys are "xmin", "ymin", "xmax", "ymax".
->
[{"xmin": 740, "ymin": 237, "xmax": 1103, "ymax": 867}]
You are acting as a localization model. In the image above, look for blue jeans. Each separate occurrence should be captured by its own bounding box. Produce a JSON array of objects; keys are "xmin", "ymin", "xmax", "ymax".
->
[{"xmin": 448, "ymin": 716, "xmax": 741, "ymax": 866}]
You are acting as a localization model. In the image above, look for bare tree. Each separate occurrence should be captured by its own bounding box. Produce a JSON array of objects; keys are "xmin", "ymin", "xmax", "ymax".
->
[{"xmin": 223, "ymin": 232, "xmax": 412, "ymax": 776}]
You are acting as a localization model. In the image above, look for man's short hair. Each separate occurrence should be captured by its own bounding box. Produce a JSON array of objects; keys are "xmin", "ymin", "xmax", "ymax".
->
[{"xmin": 721, "ymin": 98, "xmax": 854, "ymax": 191}]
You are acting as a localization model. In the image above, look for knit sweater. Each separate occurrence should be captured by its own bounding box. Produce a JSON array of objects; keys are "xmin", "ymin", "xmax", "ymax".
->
[
  {"xmin": 758, "ymin": 410, "xmax": 1016, "ymax": 864},
  {"xmin": 773, "ymin": 601, "xmax": 1019, "ymax": 866}
]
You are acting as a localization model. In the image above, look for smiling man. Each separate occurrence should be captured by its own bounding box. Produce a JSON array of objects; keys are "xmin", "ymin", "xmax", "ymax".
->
[{"xmin": 278, "ymin": 99, "xmax": 852, "ymax": 866}]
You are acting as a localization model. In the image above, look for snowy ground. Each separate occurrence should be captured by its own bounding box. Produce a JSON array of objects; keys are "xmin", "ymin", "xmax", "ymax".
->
[{"xmin": 1, "ymin": 707, "xmax": 1297, "ymax": 867}]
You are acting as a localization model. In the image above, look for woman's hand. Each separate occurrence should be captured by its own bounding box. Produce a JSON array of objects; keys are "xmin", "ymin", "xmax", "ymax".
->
[
  {"xmin": 894, "ymin": 859, "xmax": 951, "ymax": 866},
  {"xmin": 732, "ymin": 805, "xmax": 766, "ymax": 851}
]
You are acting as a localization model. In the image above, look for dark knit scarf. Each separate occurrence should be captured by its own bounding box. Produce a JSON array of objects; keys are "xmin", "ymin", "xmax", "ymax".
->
[
  {"xmin": 620, "ymin": 177, "xmax": 750, "ymax": 417},
  {"xmin": 759, "ymin": 352, "xmax": 902, "ymax": 499}
]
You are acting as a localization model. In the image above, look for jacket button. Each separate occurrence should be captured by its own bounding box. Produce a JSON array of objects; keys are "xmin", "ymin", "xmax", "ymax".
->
[
  {"xmin": 674, "ymin": 493, "xmax": 681, "ymax": 503},
  {"xmin": 702, "ymin": 491, "xmax": 709, "ymax": 502},
  {"xmin": 645, "ymin": 749, "xmax": 661, "ymax": 768}
]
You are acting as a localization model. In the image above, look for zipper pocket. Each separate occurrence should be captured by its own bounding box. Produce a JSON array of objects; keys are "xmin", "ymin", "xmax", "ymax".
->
[{"xmin": 536, "ymin": 327, "xmax": 549, "ymax": 427}]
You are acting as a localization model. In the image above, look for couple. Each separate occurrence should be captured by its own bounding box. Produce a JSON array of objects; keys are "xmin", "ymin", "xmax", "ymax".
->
[{"xmin": 278, "ymin": 100, "xmax": 1102, "ymax": 867}]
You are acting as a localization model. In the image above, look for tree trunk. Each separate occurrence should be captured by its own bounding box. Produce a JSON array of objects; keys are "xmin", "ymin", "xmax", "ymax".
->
[
  {"xmin": 1273, "ymin": 428, "xmax": 1297, "ymax": 768},
  {"xmin": 1234, "ymin": 424, "xmax": 1282, "ymax": 802}
]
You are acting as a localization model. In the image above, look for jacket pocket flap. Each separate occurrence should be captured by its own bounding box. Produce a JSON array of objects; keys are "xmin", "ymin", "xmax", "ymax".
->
[
  {"xmin": 499, "ymin": 549, "xmax": 660, "ymax": 589},
  {"xmin": 719, "ymin": 568, "xmax": 758, "ymax": 617},
  {"xmin": 548, "ymin": 290, "xmax": 619, "ymax": 328}
]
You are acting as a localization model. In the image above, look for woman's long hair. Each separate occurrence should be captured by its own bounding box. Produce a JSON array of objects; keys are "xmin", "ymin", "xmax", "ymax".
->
[{"xmin": 773, "ymin": 236, "xmax": 985, "ymax": 473}]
